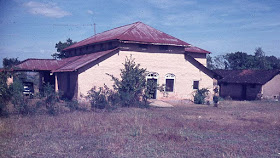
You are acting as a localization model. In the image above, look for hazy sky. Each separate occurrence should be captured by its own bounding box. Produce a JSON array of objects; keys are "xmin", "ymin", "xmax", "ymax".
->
[{"xmin": 0, "ymin": 0, "xmax": 279, "ymax": 67}]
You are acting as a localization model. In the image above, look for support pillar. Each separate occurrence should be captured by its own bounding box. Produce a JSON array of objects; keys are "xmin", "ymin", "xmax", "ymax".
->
[{"xmin": 55, "ymin": 73, "xmax": 58, "ymax": 92}]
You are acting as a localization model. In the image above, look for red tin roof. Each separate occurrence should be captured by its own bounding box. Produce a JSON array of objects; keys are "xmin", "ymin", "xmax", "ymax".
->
[
  {"xmin": 214, "ymin": 69, "xmax": 280, "ymax": 84},
  {"xmin": 15, "ymin": 49, "xmax": 118, "ymax": 72},
  {"xmin": 54, "ymin": 48, "xmax": 118, "ymax": 72},
  {"xmin": 185, "ymin": 46, "xmax": 211, "ymax": 54},
  {"xmin": 64, "ymin": 21, "xmax": 190, "ymax": 50}
]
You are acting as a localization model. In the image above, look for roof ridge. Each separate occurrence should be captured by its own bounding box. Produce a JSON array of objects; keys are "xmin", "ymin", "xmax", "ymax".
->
[
  {"xmin": 117, "ymin": 21, "xmax": 142, "ymax": 40},
  {"xmin": 64, "ymin": 22, "xmax": 140, "ymax": 50}
]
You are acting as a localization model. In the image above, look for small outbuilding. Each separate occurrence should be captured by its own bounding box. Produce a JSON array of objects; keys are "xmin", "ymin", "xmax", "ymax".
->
[{"xmin": 214, "ymin": 69, "xmax": 280, "ymax": 100}]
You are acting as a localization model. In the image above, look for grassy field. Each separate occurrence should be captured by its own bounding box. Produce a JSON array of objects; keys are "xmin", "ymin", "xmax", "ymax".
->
[{"xmin": 0, "ymin": 100, "xmax": 280, "ymax": 157}]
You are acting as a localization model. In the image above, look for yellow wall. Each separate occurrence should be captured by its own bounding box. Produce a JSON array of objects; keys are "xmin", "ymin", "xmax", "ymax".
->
[
  {"xmin": 77, "ymin": 50, "xmax": 213, "ymax": 100},
  {"xmin": 262, "ymin": 74, "xmax": 280, "ymax": 99}
]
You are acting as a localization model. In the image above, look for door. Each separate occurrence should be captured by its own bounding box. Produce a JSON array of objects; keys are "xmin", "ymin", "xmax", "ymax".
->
[
  {"xmin": 241, "ymin": 85, "xmax": 247, "ymax": 100},
  {"xmin": 147, "ymin": 78, "xmax": 157, "ymax": 99}
]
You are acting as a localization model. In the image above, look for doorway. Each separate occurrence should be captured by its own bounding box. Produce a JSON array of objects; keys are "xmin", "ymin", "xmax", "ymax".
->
[
  {"xmin": 147, "ymin": 78, "xmax": 157, "ymax": 99},
  {"xmin": 146, "ymin": 72, "xmax": 159, "ymax": 99},
  {"xmin": 241, "ymin": 85, "xmax": 247, "ymax": 100}
]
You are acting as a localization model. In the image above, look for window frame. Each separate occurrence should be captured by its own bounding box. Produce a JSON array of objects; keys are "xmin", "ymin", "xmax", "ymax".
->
[
  {"xmin": 165, "ymin": 73, "xmax": 175, "ymax": 92},
  {"xmin": 193, "ymin": 80, "xmax": 199, "ymax": 90}
]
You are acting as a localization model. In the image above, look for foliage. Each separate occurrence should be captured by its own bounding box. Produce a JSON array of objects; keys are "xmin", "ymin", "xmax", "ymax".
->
[
  {"xmin": 51, "ymin": 38, "xmax": 76, "ymax": 59},
  {"xmin": 3, "ymin": 57, "xmax": 21, "ymax": 69},
  {"xmin": 10, "ymin": 77, "xmax": 30, "ymax": 115},
  {"xmin": 0, "ymin": 72, "xmax": 11, "ymax": 117},
  {"xmin": 207, "ymin": 47, "xmax": 280, "ymax": 70},
  {"xmin": 213, "ymin": 96, "xmax": 219, "ymax": 104},
  {"xmin": 193, "ymin": 88, "xmax": 209, "ymax": 104},
  {"xmin": 65, "ymin": 100, "xmax": 79, "ymax": 112},
  {"xmin": 42, "ymin": 83, "xmax": 60, "ymax": 115},
  {"xmin": 107, "ymin": 56, "xmax": 147, "ymax": 107},
  {"xmin": 87, "ymin": 85, "xmax": 119, "ymax": 110}
]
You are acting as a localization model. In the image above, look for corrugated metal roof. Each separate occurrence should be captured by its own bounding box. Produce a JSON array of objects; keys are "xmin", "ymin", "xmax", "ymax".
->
[
  {"xmin": 16, "ymin": 59, "xmax": 64, "ymax": 71},
  {"xmin": 15, "ymin": 49, "xmax": 118, "ymax": 72},
  {"xmin": 64, "ymin": 21, "xmax": 190, "ymax": 50},
  {"xmin": 54, "ymin": 48, "xmax": 118, "ymax": 72},
  {"xmin": 185, "ymin": 46, "xmax": 211, "ymax": 54},
  {"xmin": 214, "ymin": 69, "xmax": 280, "ymax": 84}
]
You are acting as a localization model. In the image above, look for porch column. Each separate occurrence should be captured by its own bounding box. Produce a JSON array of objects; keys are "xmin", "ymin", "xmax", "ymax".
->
[{"xmin": 55, "ymin": 73, "xmax": 58, "ymax": 92}]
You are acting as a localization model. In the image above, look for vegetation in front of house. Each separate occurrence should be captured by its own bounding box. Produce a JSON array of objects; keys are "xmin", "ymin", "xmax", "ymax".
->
[
  {"xmin": 0, "ymin": 72, "xmax": 11, "ymax": 117},
  {"xmin": 88, "ymin": 56, "xmax": 159, "ymax": 110},
  {"xmin": 193, "ymin": 88, "xmax": 209, "ymax": 104}
]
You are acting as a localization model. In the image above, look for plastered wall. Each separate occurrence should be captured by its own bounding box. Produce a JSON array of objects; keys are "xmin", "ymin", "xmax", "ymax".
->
[{"xmin": 77, "ymin": 50, "xmax": 213, "ymax": 100}]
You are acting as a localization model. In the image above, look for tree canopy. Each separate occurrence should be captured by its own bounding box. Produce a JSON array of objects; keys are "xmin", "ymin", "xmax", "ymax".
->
[
  {"xmin": 2, "ymin": 57, "xmax": 21, "ymax": 69},
  {"xmin": 51, "ymin": 38, "xmax": 76, "ymax": 59},
  {"xmin": 207, "ymin": 47, "xmax": 280, "ymax": 70}
]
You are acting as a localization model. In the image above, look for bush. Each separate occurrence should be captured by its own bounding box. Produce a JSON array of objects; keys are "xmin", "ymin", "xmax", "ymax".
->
[
  {"xmin": 10, "ymin": 77, "xmax": 30, "ymax": 115},
  {"xmin": 193, "ymin": 88, "xmax": 209, "ymax": 104},
  {"xmin": 42, "ymin": 83, "xmax": 60, "ymax": 115},
  {"xmin": 0, "ymin": 72, "xmax": 11, "ymax": 117},
  {"xmin": 213, "ymin": 96, "xmax": 219, "ymax": 104},
  {"xmin": 87, "ymin": 85, "xmax": 118, "ymax": 110},
  {"xmin": 65, "ymin": 99, "xmax": 79, "ymax": 111},
  {"xmin": 107, "ymin": 56, "xmax": 147, "ymax": 107}
]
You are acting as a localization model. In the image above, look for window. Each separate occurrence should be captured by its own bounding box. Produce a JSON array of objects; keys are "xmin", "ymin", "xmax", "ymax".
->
[
  {"xmin": 159, "ymin": 45, "xmax": 168, "ymax": 50},
  {"xmin": 86, "ymin": 46, "xmax": 88, "ymax": 50},
  {"xmin": 165, "ymin": 73, "xmax": 175, "ymax": 92},
  {"xmin": 193, "ymin": 81, "xmax": 199, "ymax": 89},
  {"xmin": 139, "ymin": 44, "xmax": 148, "ymax": 49}
]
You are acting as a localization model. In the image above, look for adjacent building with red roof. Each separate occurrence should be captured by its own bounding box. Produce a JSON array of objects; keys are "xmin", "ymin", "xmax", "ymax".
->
[
  {"xmin": 15, "ymin": 22, "xmax": 215, "ymax": 100},
  {"xmin": 214, "ymin": 69, "xmax": 280, "ymax": 100}
]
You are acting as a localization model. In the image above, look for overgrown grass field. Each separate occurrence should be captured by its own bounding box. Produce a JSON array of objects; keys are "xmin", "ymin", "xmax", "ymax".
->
[{"xmin": 0, "ymin": 101, "xmax": 279, "ymax": 157}]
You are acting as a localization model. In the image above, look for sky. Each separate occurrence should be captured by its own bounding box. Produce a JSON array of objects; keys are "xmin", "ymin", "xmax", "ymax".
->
[{"xmin": 0, "ymin": 0, "xmax": 280, "ymax": 67}]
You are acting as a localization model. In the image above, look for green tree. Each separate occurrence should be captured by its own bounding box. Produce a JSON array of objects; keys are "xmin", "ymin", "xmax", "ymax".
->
[
  {"xmin": 206, "ymin": 54, "xmax": 214, "ymax": 70},
  {"xmin": 224, "ymin": 52, "xmax": 256, "ymax": 70},
  {"xmin": 254, "ymin": 47, "xmax": 270, "ymax": 69},
  {"xmin": 51, "ymin": 38, "xmax": 76, "ymax": 59},
  {"xmin": 3, "ymin": 57, "xmax": 21, "ymax": 69}
]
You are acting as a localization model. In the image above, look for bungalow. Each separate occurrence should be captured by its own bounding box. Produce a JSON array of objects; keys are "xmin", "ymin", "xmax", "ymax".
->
[
  {"xmin": 16, "ymin": 22, "xmax": 217, "ymax": 100},
  {"xmin": 214, "ymin": 69, "xmax": 280, "ymax": 100}
]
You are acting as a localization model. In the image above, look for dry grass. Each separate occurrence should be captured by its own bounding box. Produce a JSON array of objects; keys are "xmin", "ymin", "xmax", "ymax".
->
[{"xmin": 0, "ymin": 100, "xmax": 280, "ymax": 157}]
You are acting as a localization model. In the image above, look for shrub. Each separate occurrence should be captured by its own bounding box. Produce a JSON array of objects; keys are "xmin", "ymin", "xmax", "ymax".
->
[
  {"xmin": 107, "ymin": 56, "xmax": 147, "ymax": 107},
  {"xmin": 213, "ymin": 96, "xmax": 219, "ymax": 104},
  {"xmin": 0, "ymin": 72, "xmax": 11, "ymax": 117},
  {"xmin": 10, "ymin": 77, "xmax": 30, "ymax": 115},
  {"xmin": 42, "ymin": 83, "xmax": 60, "ymax": 115},
  {"xmin": 193, "ymin": 88, "xmax": 209, "ymax": 104},
  {"xmin": 65, "ymin": 99, "xmax": 79, "ymax": 111},
  {"xmin": 87, "ymin": 85, "xmax": 118, "ymax": 110}
]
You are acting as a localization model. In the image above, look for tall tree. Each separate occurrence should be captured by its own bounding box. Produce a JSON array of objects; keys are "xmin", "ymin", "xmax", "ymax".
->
[
  {"xmin": 3, "ymin": 57, "xmax": 21, "ymax": 69},
  {"xmin": 254, "ymin": 47, "xmax": 269, "ymax": 69},
  {"xmin": 51, "ymin": 38, "xmax": 76, "ymax": 59},
  {"xmin": 225, "ymin": 52, "xmax": 257, "ymax": 70}
]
